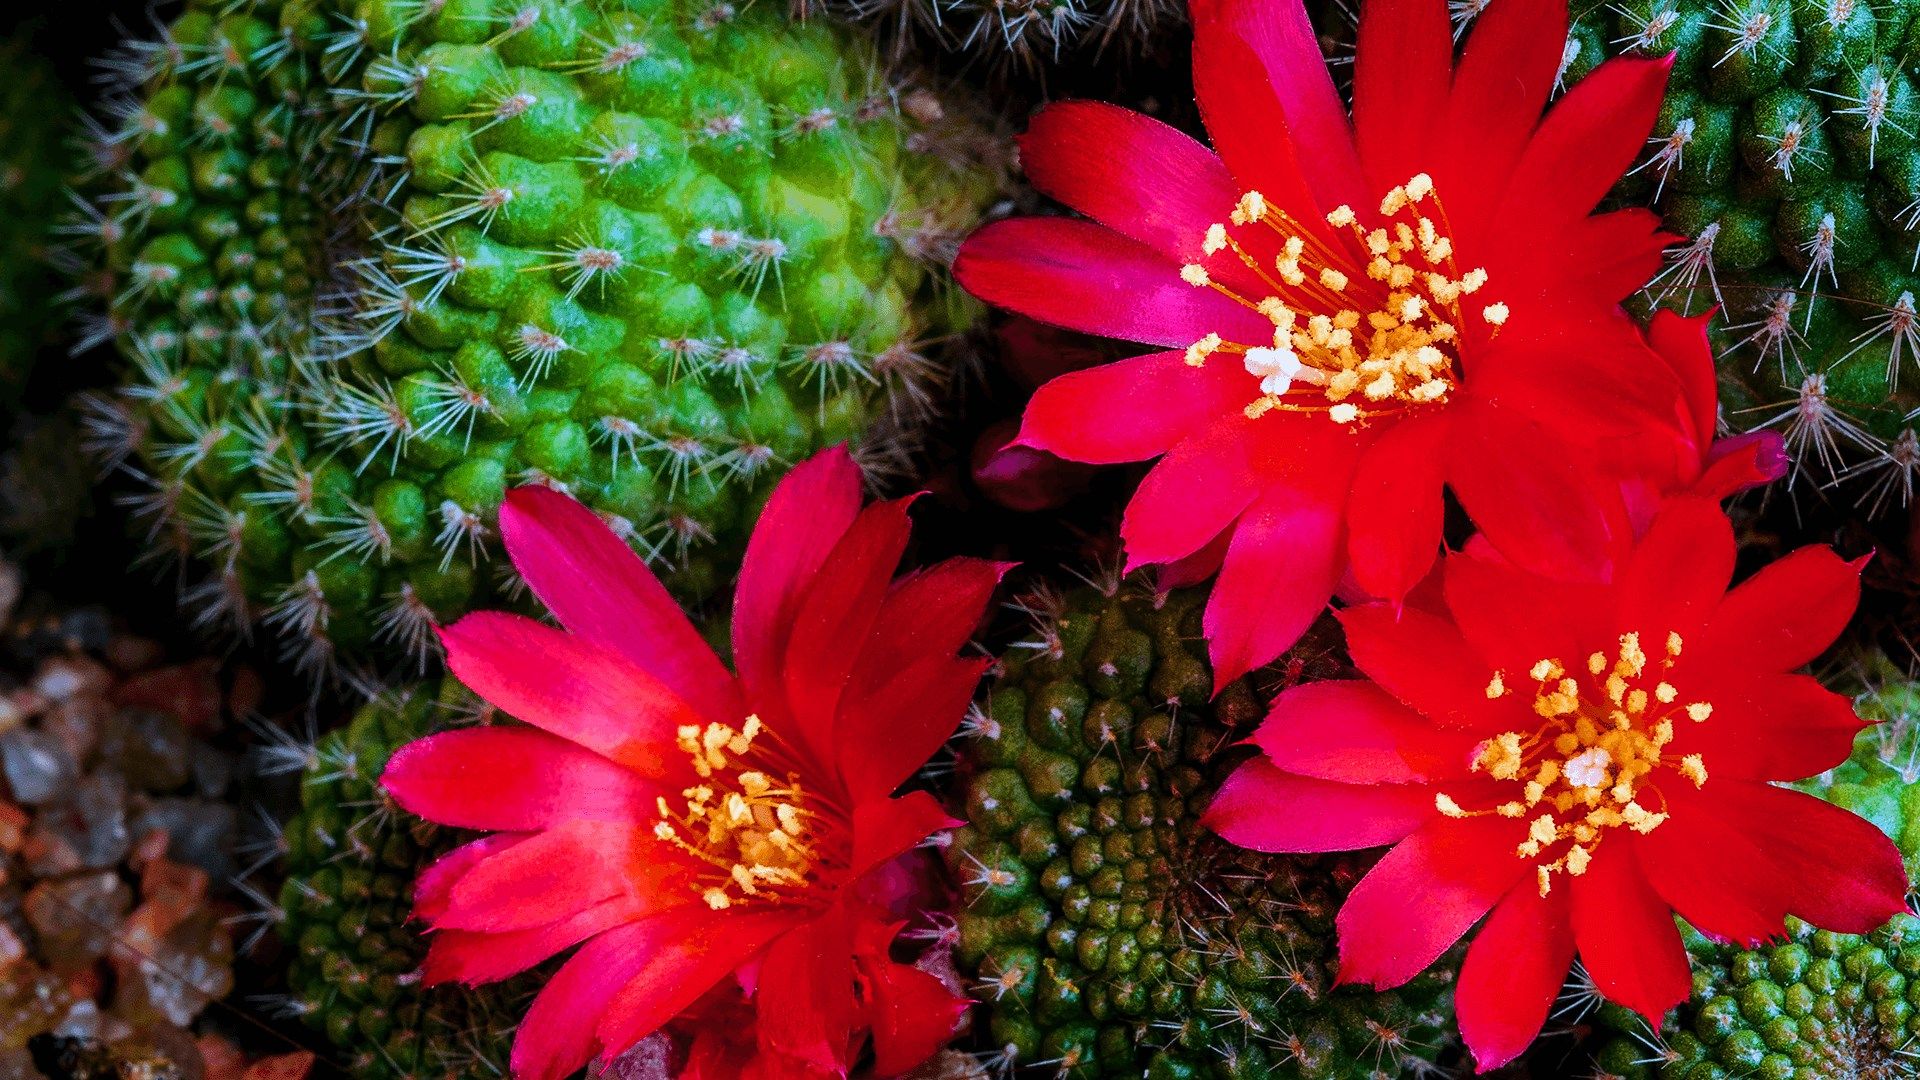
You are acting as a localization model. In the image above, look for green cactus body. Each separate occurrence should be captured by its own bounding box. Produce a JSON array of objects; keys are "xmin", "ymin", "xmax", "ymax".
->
[
  {"xmin": 277, "ymin": 680, "xmax": 534, "ymax": 1080},
  {"xmin": 80, "ymin": 0, "xmax": 999, "ymax": 677},
  {"xmin": 1572, "ymin": 0, "xmax": 1920, "ymax": 516},
  {"xmin": 1591, "ymin": 662, "xmax": 1920, "ymax": 1080},
  {"xmin": 948, "ymin": 582, "xmax": 1459, "ymax": 1080},
  {"xmin": 0, "ymin": 36, "xmax": 70, "ymax": 406}
]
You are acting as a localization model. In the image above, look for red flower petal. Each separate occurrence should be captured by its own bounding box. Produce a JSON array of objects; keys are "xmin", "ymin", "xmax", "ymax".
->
[
  {"xmin": 1017, "ymin": 350, "xmax": 1253, "ymax": 466},
  {"xmin": 382, "ymin": 727, "xmax": 659, "ymax": 833},
  {"xmin": 1340, "ymin": 603, "xmax": 1530, "ymax": 733},
  {"xmin": 415, "ymin": 834, "xmax": 526, "ymax": 922},
  {"xmin": 734, "ymin": 447, "xmax": 863, "ymax": 731},
  {"xmin": 512, "ymin": 907, "xmax": 787, "ymax": 1080},
  {"xmin": 1456, "ymin": 884, "xmax": 1574, "ymax": 1073},
  {"xmin": 838, "ymin": 655, "xmax": 992, "ymax": 801},
  {"xmin": 954, "ymin": 218, "xmax": 1271, "ymax": 348},
  {"xmin": 1353, "ymin": 0, "xmax": 1450, "ymax": 195},
  {"xmin": 1499, "ymin": 54, "xmax": 1673, "ymax": 230},
  {"xmin": 1120, "ymin": 419, "xmax": 1264, "ymax": 571},
  {"xmin": 1189, "ymin": 15, "xmax": 1322, "ymax": 221},
  {"xmin": 1440, "ymin": 0, "xmax": 1567, "ymax": 236},
  {"xmin": 1345, "ymin": 414, "xmax": 1449, "ymax": 606},
  {"xmin": 1692, "ymin": 430, "xmax": 1789, "ymax": 502},
  {"xmin": 1336, "ymin": 815, "xmax": 1530, "ymax": 989},
  {"xmin": 422, "ymin": 895, "xmax": 647, "ymax": 987},
  {"xmin": 1442, "ymin": 550, "xmax": 1612, "ymax": 678},
  {"xmin": 1019, "ymin": 101, "xmax": 1239, "ymax": 265},
  {"xmin": 783, "ymin": 498, "xmax": 915, "ymax": 763},
  {"xmin": 1695, "ymin": 545, "xmax": 1864, "ymax": 674},
  {"xmin": 1188, "ymin": 0, "xmax": 1364, "ymax": 210},
  {"xmin": 850, "ymin": 791, "xmax": 964, "ymax": 883},
  {"xmin": 499, "ymin": 485, "xmax": 741, "ymax": 729},
  {"xmin": 1202, "ymin": 757, "xmax": 1436, "ymax": 853},
  {"xmin": 1252, "ymin": 680, "xmax": 1475, "ymax": 784},
  {"xmin": 852, "ymin": 558, "xmax": 1007, "ymax": 690},
  {"xmin": 1203, "ymin": 487, "xmax": 1344, "ymax": 687},
  {"xmin": 1615, "ymin": 497, "xmax": 1736, "ymax": 642},
  {"xmin": 1444, "ymin": 406, "xmax": 1631, "ymax": 586},
  {"xmin": 753, "ymin": 910, "xmax": 859, "ymax": 1072},
  {"xmin": 1569, "ymin": 839, "xmax": 1690, "ymax": 1025},
  {"xmin": 590, "ymin": 910, "xmax": 802, "ymax": 1074},
  {"xmin": 436, "ymin": 820, "xmax": 672, "ymax": 934},
  {"xmin": 440, "ymin": 612, "xmax": 700, "ymax": 779},
  {"xmin": 860, "ymin": 954, "xmax": 970, "ymax": 1077},
  {"xmin": 1668, "ymin": 672, "xmax": 1863, "ymax": 781},
  {"xmin": 1645, "ymin": 309, "xmax": 1719, "ymax": 460},
  {"xmin": 1640, "ymin": 781, "xmax": 1907, "ymax": 946}
]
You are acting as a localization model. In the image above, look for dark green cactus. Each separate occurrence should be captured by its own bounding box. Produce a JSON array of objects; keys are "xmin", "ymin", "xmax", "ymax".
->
[
  {"xmin": 1574, "ymin": 0, "xmax": 1920, "ymax": 517},
  {"xmin": 1589, "ymin": 659, "xmax": 1920, "ymax": 1080},
  {"xmin": 275, "ymin": 679, "xmax": 536, "ymax": 1080},
  {"xmin": 75, "ymin": 0, "xmax": 1004, "ymax": 679},
  {"xmin": 947, "ymin": 580, "xmax": 1460, "ymax": 1080}
]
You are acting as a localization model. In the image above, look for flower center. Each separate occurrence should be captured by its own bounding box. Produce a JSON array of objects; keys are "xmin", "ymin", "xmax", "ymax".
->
[
  {"xmin": 1436, "ymin": 631, "xmax": 1715, "ymax": 898},
  {"xmin": 654, "ymin": 715, "xmax": 819, "ymax": 910},
  {"xmin": 1177, "ymin": 174, "xmax": 1506, "ymax": 428}
]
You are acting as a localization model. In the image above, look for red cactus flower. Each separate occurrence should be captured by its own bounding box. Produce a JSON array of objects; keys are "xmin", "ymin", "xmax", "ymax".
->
[
  {"xmin": 955, "ymin": 0, "xmax": 1684, "ymax": 685},
  {"xmin": 381, "ymin": 448, "xmax": 997, "ymax": 1080},
  {"xmin": 1203, "ymin": 496, "xmax": 1906, "ymax": 1070}
]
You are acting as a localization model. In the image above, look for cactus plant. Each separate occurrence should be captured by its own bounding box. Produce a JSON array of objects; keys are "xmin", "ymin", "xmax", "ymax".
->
[
  {"xmin": 1588, "ymin": 657, "xmax": 1920, "ymax": 1079},
  {"xmin": 73, "ymin": 0, "xmax": 1004, "ymax": 679},
  {"xmin": 1574, "ymin": 0, "xmax": 1920, "ymax": 517},
  {"xmin": 947, "ymin": 578, "xmax": 1461, "ymax": 1079},
  {"xmin": 274, "ymin": 679, "xmax": 538, "ymax": 1080}
]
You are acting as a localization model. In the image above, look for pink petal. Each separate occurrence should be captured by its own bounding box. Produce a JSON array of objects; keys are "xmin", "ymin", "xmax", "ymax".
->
[
  {"xmin": 416, "ymin": 834, "xmax": 527, "ymax": 922},
  {"xmin": 849, "ymin": 557, "xmax": 1007, "ymax": 694},
  {"xmin": 1253, "ymin": 680, "xmax": 1475, "ymax": 784},
  {"xmin": 594, "ymin": 911, "xmax": 801, "ymax": 1060},
  {"xmin": 1441, "ymin": 551, "xmax": 1612, "ymax": 678},
  {"xmin": 382, "ymin": 727, "xmax": 660, "ymax": 833},
  {"xmin": 753, "ymin": 910, "xmax": 858, "ymax": 1073},
  {"xmin": 422, "ymin": 895, "xmax": 649, "ymax": 987},
  {"xmin": 837, "ymin": 654, "xmax": 993, "ymax": 801},
  {"xmin": 1694, "ymin": 546, "xmax": 1864, "ymax": 674},
  {"xmin": 1667, "ymin": 672, "xmax": 1864, "ymax": 781},
  {"xmin": 1499, "ymin": 54, "xmax": 1674, "ymax": 230},
  {"xmin": 1340, "ymin": 603, "xmax": 1530, "ymax": 734},
  {"xmin": 734, "ymin": 447, "xmax": 862, "ymax": 731},
  {"xmin": 1645, "ymin": 309, "xmax": 1720, "ymax": 459},
  {"xmin": 1693, "ymin": 431, "xmax": 1789, "ymax": 501},
  {"xmin": 1017, "ymin": 350, "xmax": 1254, "ymax": 466},
  {"xmin": 511, "ymin": 907, "xmax": 782, "ymax": 1080},
  {"xmin": 783, "ymin": 498, "xmax": 915, "ymax": 765},
  {"xmin": 1569, "ymin": 839, "xmax": 1690, "ymax": 1025},
  {"xmin": 1440, "ymin": 0, "xmax": 1567, "ymax": 237},
  {"xmin": 954, "ymin": 217, "xmax": 1272, "ymax": 348},
  {"xmin": 1353, "ymin": 0, "xmax": 1451, "ymax": 195},
  {"xmin": 1345, "ymin": 414, "xmax": 1448, "ymax": 606},
  {"xmin": 1203, "ymin": 486, "xmax": 1345, "ymax": 688},
  {"xmin": 500, "ymin": 485, "xmax": 741, "ymax": 728},
  {"xmin": 440, "ymin": 612, "xmax": 701, "ymax": 779},
  {"xmin": 1202, "ymin": 757, "xmax": 1437, "ymax": 853},
  {"xmin": 1188, "ymin": 0, "xmax": 1364, "ymax": 210},
  {"xmin": 1120, "ymin": 419, "xmax": 1262, "ymax": 571},
  {"xmin": 1336, "ymin": 815, "xmax": 1530, "ymax": 989},
  {"xmin": 850, "ymin": 791, "xmax": 964, "ymax": 883},
  {"xmin": 1019, "ymin": 101, "xmax": 1240, "ymax": 265},
  {"xmin": 437, "ymin": 820, "xmax": 672, "ymax": 934},
  {"xmin": 861, "ymin": 954, "xmax": 970, "ymax": 1077},
  {"xmin": 1444, "ymin": 405, "xmax": 1631, "ymax": 586},
  {"xmin": 1456, "ymin": 883, "xmax": 1574, "ymax": 1073},
  {"xmin": 1616, "ymin": 497, "xmax": 1736, "ymax": 642}
]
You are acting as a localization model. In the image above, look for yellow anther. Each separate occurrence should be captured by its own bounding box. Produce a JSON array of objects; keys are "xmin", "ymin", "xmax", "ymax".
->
[
  {"xmin": 1325, "ymin": 203, "xmax": 1356, "ymax": 228},
  {"xmin": 1655, "ymin": 682, "xmax": 1677, "ymax": 704},
  {"xmin": 1565, "ymin": 845, "xmax": 1592, "ymax": 877},
  {"xmin": 1536, "ymin": 866, "xmax": 1553, "ymax": 898},
  {"xmin": 1232, "ymin": 191, "xmax": 1268, "ymax": 225},
  {"xmin": 1687, "ymin": 702, "xmax": 1713, "ymax": 722},
  {"xmin": 1587, "ymin": 652, "xmax": 1607, "ymax": 675},
  {"xmin": 1680, "ymin": 754, "xmax": 1708, "ymax": 787},
  {"xmin": 1203, "ymin": 223, "xmax": 1228, "ymax": 255},
  {"xmin": 1179, "ymin": 264, "xmax": 1210, "ymax": 286},
  {"xmin": 1482, "ymin": 302, "xmax": 1510, "ymax": 326},
  {"xmin": 1329, "ymin": 403, "xmax": 1360, "ymax": 424},
  {"xmin": 1435, "ymin": 793, "xmax": 1467, "ymax": 818},
  {"xmin": 1406, "ymin": 173, "xmax": 1434, "ymax": 201},
  {"xmin": 1485, "ymin": 671, "xmax": 1507, "ymax": 699},
  {"xmin": 1185, "ymin": 333, "xmax": 1222, "ymax": 367},
  {"xmin": 1666, "ymin": 631, "xmax": 1684, "ymax": 659},
  {"xmin": 1529, "ymin": 658, "xmax": 1563, "ymax": 682}
]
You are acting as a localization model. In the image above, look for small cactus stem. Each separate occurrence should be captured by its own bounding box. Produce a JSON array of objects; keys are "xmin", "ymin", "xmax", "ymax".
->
[
  {"xmin": 641, "ymin": 430, "xmax": 718, "ymax": 496},
  {"xmin": 590, "ymin": 415, "xmax": 645, "ymax": 476},
  {"xmin": 180, "ymin": 488, "xmax": 248, "ymax": 571},
  {"xmin": 483, "ymin": 3, "xmax": 545, "ymax": 46},
  {"xmin": 1797, "ymin": 212, "xmax": 1841, "ymax": 316},
  {"xmin": 1761, "ymin": 114, "xmax": 1824, "ymax": 183},
  {"xmin": 386, "ymin": 239, "xmax": 469, "ymax": 307},
  {"xmin": 711, "ymin": 441, "xmax": 779, "ymax": 482},
  {"xmin": 338, "ymin": 52, "xmax": 427, "ymax": 117},
  {"xmin": 1447, "ymin": 0, "xmax": 1491, "ymax": 41},
  {"xmin": 526, "ymin": 235, "xmax": 631, "ymax": 302},
  {"xmin": 508, "ymin": 321, "xmax": 575, "ymax": 388},
  {"xmin": 1816, "ymin": 75, "xmax": 1906, "ymax": 171},
  {"xmin": 1626, "ymin": 116, "xmax": 1693, "ymax": 201},
  {"xmin": 412, "ymin": 157, "xmax": 516, "ymax": 238},
  {"xmin": 575, "ymin": 133, "xmax": 647, "ymax": 177},
  {"xmin": 1707, "ymin": 1, "xmax": 1779, "ymax": 67},
  {"xmin": 1838, "ymin": 291, "xmax": 1920, "ymax": 390},
  {"xmin": 372, "ymin": 583, "xmax": 442, "ymax": 672},
  {"xmin": 1835, "ymin": 428, "xmax": 1919, "ymax": 516},
  {"xmin": 1609, "ymin": 4, "xmax": 1680, "ymax": 51},
  {"xmin": 552, "ymin": 32, "xmax": 652, "ymax": 76},
  {"xmin": 1741, "ymin": 372, "xmax": 1885, "ymax": 484},
  {"xmin": 433, "ymin": 499, "xmax": 490, "ymax": 571},
  {"xmin": 451, "ymin": 81, "xmax": 543, "ymax": 136},
  {"xmin": 1729, "ymin": 288, "xmax": 1804, "ymax": 374},
  {"xmin": 314, "ymin": 377, "xmax": 414, "ymax": 475},
  {"xmin": 700, "ymin": 343, "xmax": 768, "ymax": 391},
  {"xmin": 641, "ymin": 509, "xmax": 714, "ymax": 561},
  {"xmin": 789, "ymin": 337, "xmax": 877, "ymax": 398},
  {"xmin": 414, "ymin": 366, "xmax": 496, "ymax": 450},
  {"xmin": 726, "ymin": 233, "xmax": 788, "ymax": 303},
  {"xmin": 315, "ymin": 502, "xmax": 397, "ymax": 566},
  {"xmin": 657, "ymin": 334, "xmax": 718, "ymax": 381}
]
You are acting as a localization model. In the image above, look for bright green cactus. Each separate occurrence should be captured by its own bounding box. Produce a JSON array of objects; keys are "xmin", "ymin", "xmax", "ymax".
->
[
  {"xmin": 1568, "ymin": 0, "xmax": 1920, "ymax": 518},
  {"xmin": 1588, "ymin": 658, "xmax": 1920, "ymax": 1080},
  {"xmin": 0, "ymin": 35, "xmax": 70, "ymax": 408},
  {"xmin": 274, "ymin": 679, "xmax": 537, "ymax": 1080},
  {"xmin": 74, "ymin": 0, "xmax": 1003, "ymax": 679},
  {"xmin": 947, "ymin": 579, "xmax": 1461, "ymax": 1080}
]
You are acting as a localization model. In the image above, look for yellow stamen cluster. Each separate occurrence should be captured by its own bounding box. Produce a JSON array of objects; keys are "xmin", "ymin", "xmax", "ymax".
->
[
  {"xmin": 654, "ymin": 715, "xmax": 817, "ymax": 910},
  {"xmin": 1445, "ymin": 632, "xmax": 1715, "ymax": 897},
  {"xmin": 1176, "ymin": 175, "xmax": 1505, "ymax": 427}
]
